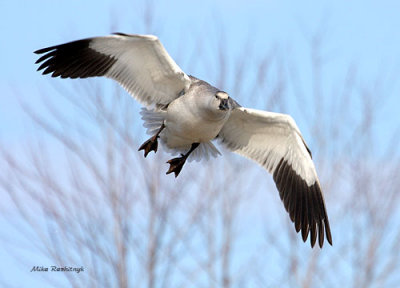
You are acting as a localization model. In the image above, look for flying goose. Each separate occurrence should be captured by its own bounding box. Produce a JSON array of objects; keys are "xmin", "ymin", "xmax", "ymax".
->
[{"xmin": 34, "ymin": 33, "xmax": 332, "ymax": 248}]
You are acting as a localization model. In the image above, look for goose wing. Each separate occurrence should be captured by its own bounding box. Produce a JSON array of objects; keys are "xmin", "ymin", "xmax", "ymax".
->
[
  {"xmin": 35, "ymin": 33, "xmax": 191, "ymax": 106},
  {"xmin": 219, "ymin": 107, "xmax": 332, "ymax": 248}
]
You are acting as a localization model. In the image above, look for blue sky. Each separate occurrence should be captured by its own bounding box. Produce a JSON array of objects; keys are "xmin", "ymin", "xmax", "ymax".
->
[
  {"xmin": 1, "ymin": 0, "xmax": 400, "ymax": 286},
  {"xmin": 2, "ymin": 0, "xmax": 400, "ymax": 149}
]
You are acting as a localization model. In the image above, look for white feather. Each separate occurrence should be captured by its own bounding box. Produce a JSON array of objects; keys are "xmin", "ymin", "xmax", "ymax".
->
[
  {"xmin": 219, "ymin": 107, "xmax": 318, "ymax": 186},
  {"xmin": 89, "ymin": 34, "xmax": 191, "ymax": 107},
  {"xmin": 140, "ymin": 107, "xmax": 221, "ymax": 161}
]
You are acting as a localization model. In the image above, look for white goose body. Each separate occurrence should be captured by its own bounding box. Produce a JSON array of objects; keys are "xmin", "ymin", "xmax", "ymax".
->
[
  {"xmin": 35, "ymin": 33, "xmax": 332, "ymax": 248},
  {"xmin": 164, "ymin": 78, "xmax": 231, "ymax": 148}
]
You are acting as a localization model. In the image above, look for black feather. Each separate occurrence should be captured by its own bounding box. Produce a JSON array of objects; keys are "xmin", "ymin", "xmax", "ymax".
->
[
  {"xmin": 272, "ymin": 158, "xmax": 332, "ymax": 248},
  {"xmin": 34, "ymin": 38, "xmax": 117, "ymax": 79}
]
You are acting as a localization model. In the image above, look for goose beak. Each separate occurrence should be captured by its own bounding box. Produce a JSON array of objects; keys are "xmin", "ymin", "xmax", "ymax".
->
[{"xmin": 219, "ymin": 98, "xmax": 229, "ymax": 110}]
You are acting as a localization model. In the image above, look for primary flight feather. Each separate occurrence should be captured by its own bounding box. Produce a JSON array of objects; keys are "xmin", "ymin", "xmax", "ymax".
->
[{"xmin": 35, "ymin": 33, "xmax": 332, "ymax": 248}]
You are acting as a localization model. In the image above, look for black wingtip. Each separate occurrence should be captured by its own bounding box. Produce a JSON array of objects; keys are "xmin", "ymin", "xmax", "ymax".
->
[
  {"xmin": 273, "ymin": 158, "xmax": 332, "ymax": 249},
  {"xmin": 112, "ymin": 32, "xmax": 129, "ymax": 36},
  {"xmin": 325, "ymin": 219, "xmax": 333, "ymax": 246},
  {"xmin": 34, "ymin": 38, "xmax": 117, "ymax": 79},
  {"xmin": 34, "ymin": 46, "xmax": 56, "ymax": 54},
  {"xmin": 310, "ymin": 224, "xmax": 317, "ymax": 248}
]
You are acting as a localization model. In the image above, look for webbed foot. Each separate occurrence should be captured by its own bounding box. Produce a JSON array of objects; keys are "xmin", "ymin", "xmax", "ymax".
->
[
  {"xmin": 138, "ymin": 123, "xmax": 165, "ymax": 157},
  {"xmin": 166, "ymin": 155, "xmax": 187, "ymax": 177},
  {"xmin": 165, "ymin": 143, "xmax": 200, "ymax": 177},
  {"xmin": 138, "ymin": 136, "xmax": 158, "ymax": 157}
]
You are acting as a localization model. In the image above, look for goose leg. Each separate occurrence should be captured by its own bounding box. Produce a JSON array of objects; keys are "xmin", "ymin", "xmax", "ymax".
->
[
  {"xmin": 138, "ymin": 123, "xmax": 165, "ymax": 157},
  {"xmin": 166, "ymin": 143, "xmax": 200, "ymax": 177}
]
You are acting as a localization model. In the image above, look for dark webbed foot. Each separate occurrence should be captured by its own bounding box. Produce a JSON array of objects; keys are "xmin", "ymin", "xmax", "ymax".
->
[
  {"xmin": 166, "ymin": 155, "xmax": 187, "ymax": 177},
  {"xmin": 166, "ymin": 143, "xmax": 199, "ymax": 178},
  {"xmin": 138, "ymin": 137, "xmax": 158, "ymax": 157},
  {"xmin": 138, "ymin": 123, "xmax": 165, "ymax": 157}
]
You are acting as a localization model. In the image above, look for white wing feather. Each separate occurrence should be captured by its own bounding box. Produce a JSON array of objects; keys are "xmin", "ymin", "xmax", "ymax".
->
[
  {"xmin": 219, "ymin": 107, "xmax": 317, "ymax": 185},
  {"xmin": 90, "ymin": 34, "xmax": 190, "ymax": 106},
  {"xmin": 35, "ymin": 33, "xmax": 191, "ymax": 107},
  {"xmin": 219, "ymin": 107, "xmax": 332, "ymax": 247}
]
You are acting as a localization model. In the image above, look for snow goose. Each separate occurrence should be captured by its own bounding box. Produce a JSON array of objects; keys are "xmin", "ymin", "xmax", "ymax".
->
[{"xmin": 35, "ymin": 33, "xmax": 332, "ymax": 248}]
